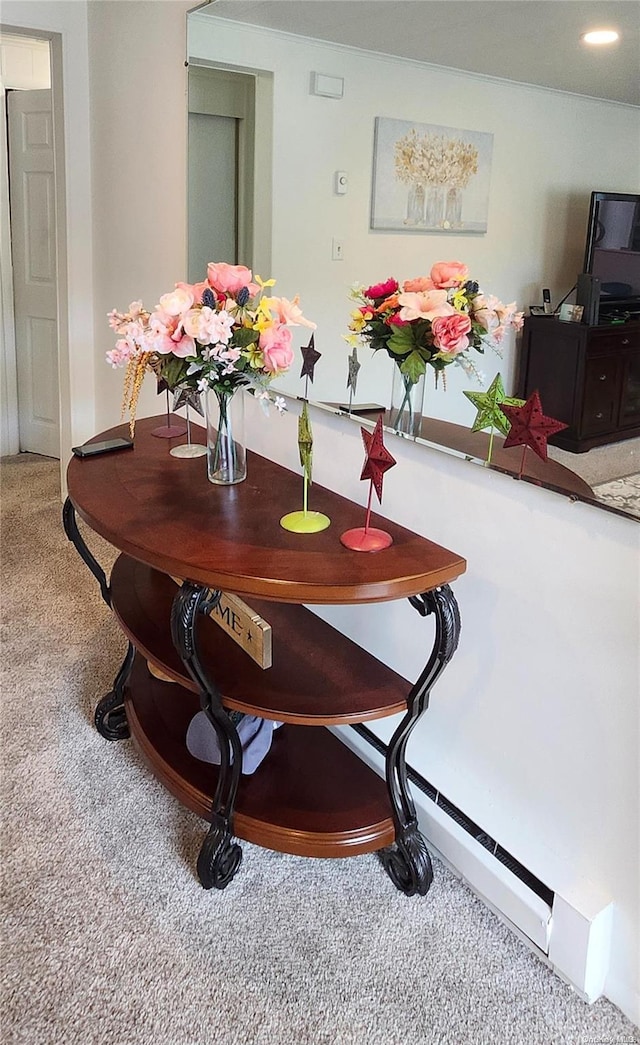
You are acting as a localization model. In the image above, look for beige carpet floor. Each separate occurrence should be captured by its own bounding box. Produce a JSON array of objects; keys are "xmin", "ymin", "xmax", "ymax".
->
[
  {"xmin": 548, "ymin": 435, "xmax": 640, "ymax": 486},
  {"xmin": 1, "ymin": 453, "xmax": 638, "ymax": 1045}
]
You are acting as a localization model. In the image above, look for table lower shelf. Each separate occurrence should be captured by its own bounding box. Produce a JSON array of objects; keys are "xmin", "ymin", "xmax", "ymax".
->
[{"xmin": 125, "ymin": 654, "xmax": 396, "ymax": 858}]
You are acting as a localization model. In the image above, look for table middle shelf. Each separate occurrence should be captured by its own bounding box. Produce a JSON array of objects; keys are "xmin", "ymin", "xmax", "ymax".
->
[{"xmin": 110, "ymin": 554, "xmax": 412, "ymax": 726}]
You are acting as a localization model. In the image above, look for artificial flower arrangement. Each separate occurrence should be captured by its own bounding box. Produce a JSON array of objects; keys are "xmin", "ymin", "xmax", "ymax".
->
[
  {"xmin": 345, "ymin": 261, "xmax": 524, "ymax": 387},
  {"xmin": 107, "ymin": 262, "xmax": 316, "ymax": 434}
]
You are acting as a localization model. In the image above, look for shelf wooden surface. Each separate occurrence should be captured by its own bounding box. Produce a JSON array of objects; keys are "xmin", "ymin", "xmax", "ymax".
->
[
  {"xmin": 111, "ymin": 554, "xmax": 411, "ymax": 725},
  {"xmin": 125, "ymin": 654, "xmax": 396, "ymax": 858},
  {"xmin": 67, "ymin": 414, "xmax": 466, "ymax": 605}
]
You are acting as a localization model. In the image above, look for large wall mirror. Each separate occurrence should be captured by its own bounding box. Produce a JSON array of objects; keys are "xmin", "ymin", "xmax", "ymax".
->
[{"xmin": 186, "ymin": 3, "xmax": 639, "ymax": 522}]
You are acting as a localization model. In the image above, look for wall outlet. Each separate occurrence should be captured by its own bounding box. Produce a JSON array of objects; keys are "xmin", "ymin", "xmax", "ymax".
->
[{"xmin": 332, "ymin": 238, "xmax": 345, "ymax": 261}]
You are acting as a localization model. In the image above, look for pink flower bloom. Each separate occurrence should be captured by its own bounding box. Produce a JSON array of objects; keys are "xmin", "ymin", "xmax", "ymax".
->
[
  {"xmin": 496, "ymin": 301, "xmax": 524, "ymax": 331},
  {"xmin": 259, "ymin": 325, "xmax": 294, "ymax": 374},
  {"xmin": 106, "ymin": 339, "xmax": 137, "ymax": 367},
  {"xmin": 402, "ymin": 276, "xmax": 435, "ymax": 293},
  {"xmin": 398, "ymin": 290, "xmax": 454, "ymax": 322},
  {"xmin": 364, "ymin": 278, "xmax": 399, "ymax": 300},
  {"xmin": 107, "ymin": 309, "xmax": 124, "ymax": 331},
  {"xmin": 149, "ymin": 330, "xmax": 195, "ymax": 357},
  {"xmin": 432, "ymin": 313, "xmax": 472, "ymax": 356},
  {"xmin": 175, "ymin": 280, "xmax": 209, "ymax": 305},
  {"xmin": 472, "ymin": 294, "xmax": 501, "ymax": 333},
  {"xmin": 147, "ymin": 308, "xmax": 194, "ymax": 357},
  {"xmin": 387, "ymin": 314, "xmax": 409, "ymax": 327},
  {"xmin": 430, "ymin": 261, "xmax": 469, "ymax": 289},
  {"xmin": 158, "ymin": 287, "xmax": 194, "ymax": 316},
  {"xmin": 168, "ymin": 332, "xmax": 196, "ymax": 358},
  {"xmin": 269, "ymin": 295, "xmax": 317, "ymax": 329},
  {"xmin": 207, "ymin": 262, "xmax": 259, "ymax": 297}
]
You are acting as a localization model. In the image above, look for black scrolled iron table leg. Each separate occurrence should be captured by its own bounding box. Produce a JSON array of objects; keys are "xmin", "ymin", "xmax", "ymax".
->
[
  {"xmin": 94, "ymin": 642, "xmax": 135, "ymax": 741},
  {"xmin": 63, "ymin": 497, "xmax": 132, "ymax": 741},
  {"xmin": 171, "ymin": 581, "xmax": 243, "ymax": 891},
  {"xmin": 62, "ymin": 497, "xmax": 111, "ymax": 606},
  {"xmin": 381, "ymin": 584, "xmax": 461, "ymax": 896}
]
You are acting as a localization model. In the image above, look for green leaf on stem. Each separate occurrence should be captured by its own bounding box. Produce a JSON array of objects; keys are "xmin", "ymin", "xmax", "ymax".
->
[{"xmin": 400, "ymin": 351, "xmax": 427, "ymax": 383}]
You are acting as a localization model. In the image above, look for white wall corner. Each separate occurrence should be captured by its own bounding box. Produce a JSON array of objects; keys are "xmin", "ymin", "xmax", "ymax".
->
[{"xmin": 548, "ymin": 891, "xmax": 614, "ymax": 1002}]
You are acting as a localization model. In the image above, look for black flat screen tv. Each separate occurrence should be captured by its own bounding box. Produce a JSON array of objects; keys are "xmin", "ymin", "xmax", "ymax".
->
[{"xmin": 583, "ymin": 191, "xmax": 640, "ymax": 311}]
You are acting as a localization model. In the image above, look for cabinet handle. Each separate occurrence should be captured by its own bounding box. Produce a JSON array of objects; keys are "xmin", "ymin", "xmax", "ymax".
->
[
  {"xmin": 621, "ymin": 338, "xmax": 629, "ymax": 345},
  {"xmin": 596, "ymin": 412, "xmax": 604, "ymax": 419},
  {"xmin": 599, "ymin": 374, "xmax": 607, "ymax": 381}
]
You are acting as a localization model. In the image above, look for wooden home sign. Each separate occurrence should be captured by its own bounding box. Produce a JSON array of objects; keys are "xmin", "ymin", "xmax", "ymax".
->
[{"xmin": 168, "ymin": 577, "xmax": 272, "ymax": 669}]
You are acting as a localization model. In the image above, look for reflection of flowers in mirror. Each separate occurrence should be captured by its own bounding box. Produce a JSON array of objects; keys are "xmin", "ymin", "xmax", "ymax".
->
[
  {"xmin": 345, "ymin": 261, "xmax": 524, "ymax": 388},
  {"xmin": 106, "ymin": 263, "xmax": 316, "ymax": 434}
]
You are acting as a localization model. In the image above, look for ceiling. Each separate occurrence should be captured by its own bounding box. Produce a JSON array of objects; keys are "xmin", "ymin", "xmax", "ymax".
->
[{"xmin": 200, "ymin": 1, "xmax": 640, "ymax": 107}]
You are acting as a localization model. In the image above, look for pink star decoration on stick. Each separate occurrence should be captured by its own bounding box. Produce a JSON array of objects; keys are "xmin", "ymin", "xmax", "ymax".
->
[
  {"xmin": 341, "ymin": 415, "xmax": 397, "ymax": 552},
  {"xmin": 500, "ymin": 390, "xmax": 568, "ymax": 475}
]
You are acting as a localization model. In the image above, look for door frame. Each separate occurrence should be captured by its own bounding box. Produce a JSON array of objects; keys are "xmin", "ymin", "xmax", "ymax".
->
[{"xmin": 0, "ymin": 26, "xmax": 68, "ymax": 466}]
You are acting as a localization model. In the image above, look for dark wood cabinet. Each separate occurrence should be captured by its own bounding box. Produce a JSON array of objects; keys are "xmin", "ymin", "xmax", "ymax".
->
[{"xmin": 519, "ymin": 316, "xmax": 640, "ymax": 452}]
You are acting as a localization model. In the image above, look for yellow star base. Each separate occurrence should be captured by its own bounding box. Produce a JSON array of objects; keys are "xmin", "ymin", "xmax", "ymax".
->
[{"xmin": 280, "ymin": 510, "xmax": 330, "ymax": 533}]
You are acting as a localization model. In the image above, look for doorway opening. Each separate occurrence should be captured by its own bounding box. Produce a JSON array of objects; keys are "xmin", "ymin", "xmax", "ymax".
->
[
  {"xmin": 1, "ymin": 29, "xmax": 66, "ymax": 462},
  {"xmin": 187, "ymin": 62, "xmax": 273, "ymax": 282}
]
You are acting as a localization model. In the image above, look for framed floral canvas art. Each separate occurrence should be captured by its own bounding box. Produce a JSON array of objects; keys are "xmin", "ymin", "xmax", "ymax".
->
[{"xmin": 370, "ymin": 117, "xmax": 493, "ymax": 233}]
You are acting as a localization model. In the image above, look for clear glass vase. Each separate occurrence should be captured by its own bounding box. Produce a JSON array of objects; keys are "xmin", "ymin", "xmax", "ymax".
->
[
  {"xmin": 444, "ymin": 186, "xmax": 463, "ymax": 228},
  {"xmin": 405, "ymin": 183, "xmax": 425, "ymax": 225},
  {"xmin": 390, "ymin": 366, "xmax": 426, "ymax": 438},
  {"xmin": 206, "ymin": 387, "xmax": 247, "ymax": 485},
  {"xmin": 425, "ymin": 185, "xmax": 445, "ymax": 228}
]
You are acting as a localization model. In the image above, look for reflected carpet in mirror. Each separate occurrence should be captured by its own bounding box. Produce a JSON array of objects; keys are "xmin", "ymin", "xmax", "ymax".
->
[{"xmin": 593, "ymin": 474, "xmax": 640, "ymax": 520}]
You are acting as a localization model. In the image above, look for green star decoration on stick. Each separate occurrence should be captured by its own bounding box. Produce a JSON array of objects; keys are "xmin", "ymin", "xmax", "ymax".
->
[
  {"xmin": 298, "ymin": 400, "xmax": 313, "ymax": 488},
  {"xmin": 279, "ymin": 401, "xmax": 330, "ymax": 533},
  {"xmin": 463, "ymin": 373, "xmax": 524, "ymax": 464}
]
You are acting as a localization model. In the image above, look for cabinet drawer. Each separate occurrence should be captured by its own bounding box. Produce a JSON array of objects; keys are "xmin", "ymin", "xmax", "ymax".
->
[
  {"xmin": 587, "ymin": 328, "xmax": 639, "ymax": 355},
  {"xmin": 581, "ymin": 356, "xmax": 622, "ymax": 435}
]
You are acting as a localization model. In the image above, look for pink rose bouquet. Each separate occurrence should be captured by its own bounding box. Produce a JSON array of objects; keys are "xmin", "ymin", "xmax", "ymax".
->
[
  {"xmin": 346, "ymin": 261, "xmax": 523, "ymax": 387},
  {"xmin": 107, "ymin": 262, "xmax": 315, "ymax": 433}
]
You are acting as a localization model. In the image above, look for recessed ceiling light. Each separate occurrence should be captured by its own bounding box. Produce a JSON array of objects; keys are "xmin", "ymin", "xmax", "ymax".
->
[{"xmin": 581, "ymin": 29, "xmax": 620, "ymax": 45}]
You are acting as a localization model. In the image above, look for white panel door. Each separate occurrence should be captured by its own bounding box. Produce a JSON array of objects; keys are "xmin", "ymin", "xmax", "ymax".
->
[{"xmin": 8, "ymin": 88, "xmax": 59, "ymax": 458}]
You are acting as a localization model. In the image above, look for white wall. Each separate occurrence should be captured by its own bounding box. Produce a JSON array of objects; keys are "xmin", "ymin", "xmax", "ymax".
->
[
  {"xmin": 244, "ymin": 392, "xmax": 639, "ymax": 1023},
  {"xmin": 88, "ymin": 0, "xmax": 192, "ymax": 434},
  {"xmin": 188, "ymin": 15, "xmax": 640, "ymax": 425}
]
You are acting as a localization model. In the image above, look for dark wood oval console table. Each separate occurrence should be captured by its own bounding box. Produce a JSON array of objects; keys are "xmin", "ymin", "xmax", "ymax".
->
[{"xmin": 64, "ymin": 415, "xmax": 466, "ymax": 896}]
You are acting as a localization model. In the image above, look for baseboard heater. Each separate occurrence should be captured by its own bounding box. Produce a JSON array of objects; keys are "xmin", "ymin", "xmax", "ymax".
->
[
  {"xmin": 350, "ymin": 723, "xmax": 553, "ymax": 908},
  {"xmin": 345, "ymin": 725, "xmax": 616, "ymax": 1005}
]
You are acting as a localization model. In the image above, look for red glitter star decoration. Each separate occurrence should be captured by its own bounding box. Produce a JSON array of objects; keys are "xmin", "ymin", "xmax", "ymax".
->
[
  {"xmin": 361, "ymin": 415, "xmax": 396, "ymax": 502},
  {"xmin": 500, "ymin": 390, "xmax": 568, "ymax": 462}
]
